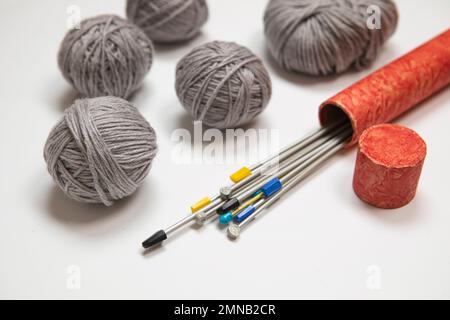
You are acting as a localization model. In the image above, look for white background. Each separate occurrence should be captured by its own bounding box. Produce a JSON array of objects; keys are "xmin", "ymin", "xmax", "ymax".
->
[{"xmin": 0, "ymin": 0, "xmax": 449, "ymax": 300}]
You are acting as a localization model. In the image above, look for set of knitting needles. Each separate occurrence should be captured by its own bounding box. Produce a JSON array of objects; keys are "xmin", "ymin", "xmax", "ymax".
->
[{"xmin": 143, "ymin": 119, "xmax": 352, "ymax": 249}]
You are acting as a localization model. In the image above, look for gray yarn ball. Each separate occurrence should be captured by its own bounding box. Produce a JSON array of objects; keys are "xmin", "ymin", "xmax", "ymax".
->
[
  {"xmin": 58, "ymin": 15, "xmax": 154, "ymax": 99},
  {"xmin": 175, "ymin": 41, "xmax": 272, "ymax": 129},
  {"xmin": 264, "ymin": 0, "xmax": 398, "ymax": 75},
  {"xmin": 126, "ymin": 0, "xmax": 208, "ymax": 43},
  {"xmin": 44, "ymin": 97, "xmax": 158, "ymax": 206}
]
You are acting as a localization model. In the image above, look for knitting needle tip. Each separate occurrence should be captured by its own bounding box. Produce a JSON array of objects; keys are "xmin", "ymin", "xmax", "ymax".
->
[{"xmin": 142, "ymin": 230, "xmax": 167, "ymax": 249}]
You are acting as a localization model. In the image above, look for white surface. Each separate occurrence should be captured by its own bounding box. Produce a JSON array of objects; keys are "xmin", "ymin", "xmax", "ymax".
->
[{"xmin": 0, "ymin": 0, "xmax": 449, "ymax": 300}]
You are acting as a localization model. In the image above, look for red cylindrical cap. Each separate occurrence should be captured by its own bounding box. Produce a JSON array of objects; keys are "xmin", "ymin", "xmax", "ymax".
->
[{"xmin": 353, "ymin": 124, "xmax": 426, "ymax": 209}]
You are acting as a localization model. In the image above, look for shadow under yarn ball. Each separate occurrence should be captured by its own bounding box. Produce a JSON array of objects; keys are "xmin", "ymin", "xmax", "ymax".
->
[
  {"xmin": 58, "ymin": 15, "xmax": 154, "ymax": 99},
  {"xmin": 175, "ymin": 41, "xmax": 272, "ymax": 129},
  {"xmin": 264, "ymin": 0, "xmax": 398, "ymax": 76},
  {"xmin": 126, "ymin": 0, "xmax": 208, "ymax": 43},
  {"xmin": 44, "ymin": 97, "xmax": 158, "ymax": 206}
]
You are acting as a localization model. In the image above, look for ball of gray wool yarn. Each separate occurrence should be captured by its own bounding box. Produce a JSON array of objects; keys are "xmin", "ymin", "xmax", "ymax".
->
[
  {"xmin": 126, "ymin": 0, "xmax": 208, "ymax": 43},
  {"xmin": 58, "ymin": 14, "xmax": 154, "ymax": 99},
  {"xmin": 264, "ymin": 0, "xmax": 398, "ymax": 76},
  {"xmin": 44, "ymin": 97, "xmax": 158, "ymax": 206},
  {"xmin": 175, "ymin": 41, "xmax": 272, "ymax": 129}
]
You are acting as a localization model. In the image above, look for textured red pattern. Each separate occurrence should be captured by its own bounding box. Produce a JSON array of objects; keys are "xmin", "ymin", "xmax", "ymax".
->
[
  {"xmin": 319, "ymin": 29, "xmax": 450, "ymax": 147},
  {"xmin": 353, "ymin": 124, "xmax": 426, "ymax": 209}
]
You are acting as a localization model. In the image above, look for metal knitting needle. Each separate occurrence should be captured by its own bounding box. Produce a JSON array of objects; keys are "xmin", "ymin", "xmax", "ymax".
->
[
  {"xmin": 142, "ymin": 121, "xmax": 350, "ymax": 249},
  {"xmin": 187, "ymin": 122, "xmax": 346, "ymax": 216},
  {"xmin": 205, "ymin": 130, "xmax": 345, "ymax": 225},
  {"xmin": 142, "ymin": 196, "xmax": 225, "ymax": 249},
  {"xmin": 219, "ymin": 129, "xmax": 352, "ymax": 226},
  {"xmin": 248, "ymin": 119, "xmax": 346, "ymax": 172},
  {"xmin": 213, "ymin": 129, "xmax": 350, "ymax": 218},
  {"xmin": 219, "ymin": 120, "xmax": 347, "ymax": 198},
  {"xmin": 187, "ymin": 126, "xmax": 342, "ymax": 226},
  {"xmin": 227, "ymin": 134, "xmax": 351, "ymax": 239},
  {"xmin": 202, "ymin": 126, "xmax": 351, "ymax": 222},
  {"xmin": 216, "ymin": 122, "xmax": 351, "ymax": 211},
  {"xmin": 248, "ymin": 122, "xmax": 351, "ymax": 181}
]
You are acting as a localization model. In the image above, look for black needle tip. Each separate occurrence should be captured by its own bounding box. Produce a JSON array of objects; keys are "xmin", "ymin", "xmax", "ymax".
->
[{"xmin": 142, "ymin": 230, "xmax": 167, "ymax": 249}]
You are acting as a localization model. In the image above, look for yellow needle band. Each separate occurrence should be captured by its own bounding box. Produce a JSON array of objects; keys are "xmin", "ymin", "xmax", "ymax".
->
[
  {"xmin": 230, "ymin": 167, "xmax": 252, "ymax": 183},
  {"xmin": 190, "ymin": 197, "xmax": 212, "ymax": 213}
]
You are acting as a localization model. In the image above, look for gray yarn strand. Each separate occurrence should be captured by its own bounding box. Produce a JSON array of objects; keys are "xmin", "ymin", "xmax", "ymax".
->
[
  {"xmin": 44, "ymin": 97, "xmax": 157, "ymax": 206},
  {"xmin": 264, "ymin": 0, "xmax": 398, "ymax": 75},
  {"xmin": 175, "ymin": 41, "xmax": 272, "ymax": 129},
  {"xmin": 126, "ymin": 0, "xmax": 208, "ymax": 43},
  {"xmin": 58, "ymin": 14, "xmax": 154, "ymax": 98}
]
